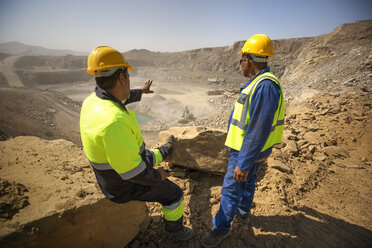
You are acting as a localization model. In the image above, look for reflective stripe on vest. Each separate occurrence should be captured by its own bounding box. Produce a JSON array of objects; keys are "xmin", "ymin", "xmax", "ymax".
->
[{"xmin": 225, "ymin": 72, "xmax": 285, "ymax": 152}]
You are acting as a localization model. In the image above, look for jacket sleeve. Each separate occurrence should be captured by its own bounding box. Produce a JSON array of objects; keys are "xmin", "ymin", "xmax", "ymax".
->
[
  {"xmin": 236, "ymin": 80, "xmax": 280, "ymax": 172},
  {"xmin": 125, "ymin": 89, "xmax": 143, "ymax": 105}
]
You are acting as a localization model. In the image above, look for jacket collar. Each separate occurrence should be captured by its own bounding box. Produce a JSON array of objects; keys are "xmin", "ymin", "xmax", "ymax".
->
[{"xmin": 95, "ymin": 86, "xmax": 127, "ymax": 111}]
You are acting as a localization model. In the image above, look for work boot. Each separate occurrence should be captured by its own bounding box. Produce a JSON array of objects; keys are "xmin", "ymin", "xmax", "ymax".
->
[
  {"xmin": 201, "ymin": 229, "xmax": 230, "ymax": 248},
  {"xmin": 236, "ymin": 211, "xmax": 249, "ymax": 220},
  {"xmin": 165, "ymin": 226, "xmax": 194, "ymax": 241}
]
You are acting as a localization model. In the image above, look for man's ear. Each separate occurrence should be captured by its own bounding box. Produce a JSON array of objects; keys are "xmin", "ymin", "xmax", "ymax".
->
[
  {"xmin": 118, "ymin": 71, "xmax": 126, "ymax": 84},
  {"xmin": 247, "ymin": 59, "xmax": 255, "ymax": 69}
]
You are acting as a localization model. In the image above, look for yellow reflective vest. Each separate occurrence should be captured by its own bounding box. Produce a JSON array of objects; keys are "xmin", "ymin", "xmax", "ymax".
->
[
  {"xmin": 225, "ymin": 72, "xmax": 285, "ymax": 152},
  {"xmin": 80, "ymin": 93, "xmax": 147, "ymax": 179}
]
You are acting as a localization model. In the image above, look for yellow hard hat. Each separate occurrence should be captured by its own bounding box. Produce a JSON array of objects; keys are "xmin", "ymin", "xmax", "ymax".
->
[
  {"xmin": 239, "ymin": 34, "xmax": 274, "ymax": 57},
  {"xmin": 87, "ymin": 46, "xmax": 133, "ymax": 76}
]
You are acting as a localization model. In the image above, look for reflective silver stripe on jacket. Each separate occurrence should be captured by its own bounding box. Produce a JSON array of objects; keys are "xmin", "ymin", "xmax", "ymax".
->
[
  {"xmin": 89, "ymin": 143, "xmax": 147, "ymax": 179},
  {"xmin": 90, "ymin": 160, "xmax": 146, "ymax": 180},
  {"xmin": 232, "ymin": 76, "xmax": 284, "ymax": 131},
  {"xmin": 163, "ymin": 195, "xmax": 184, "ymax": 210},
  {"xmin": 148, "ymin": 150, "xmax": 157, "ymax": 166},
  {"xmin": 119, "ymin": 160, "xmax": 146, "ymax": 180},
  {"xmin": 90, "ymin": 161, "xmax": 112, "ymax": 170},
  {"xmin": 139, "ymin": 142, "xmax": 145, "ymax": 154}
]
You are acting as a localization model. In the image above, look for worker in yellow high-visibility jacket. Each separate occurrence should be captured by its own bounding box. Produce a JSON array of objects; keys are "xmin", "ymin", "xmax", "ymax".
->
[
  {"xmin": 80, "ymin": 46, "xmax": 193, "ymax": 241},
  {"xmin": 202, "ymin": 34, "xmax": 285, "ymax": 247}
]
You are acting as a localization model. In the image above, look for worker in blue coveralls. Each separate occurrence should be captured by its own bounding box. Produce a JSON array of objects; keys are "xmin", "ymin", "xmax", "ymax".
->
[{"xmin": 201, "ymin": 34, "xmax": 285, "ymax": 247}]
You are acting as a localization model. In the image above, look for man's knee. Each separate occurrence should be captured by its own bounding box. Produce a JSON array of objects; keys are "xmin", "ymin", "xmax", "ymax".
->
[{"xmin": 165, "ymin": 180, "xmax": 183, "ymax": 204}]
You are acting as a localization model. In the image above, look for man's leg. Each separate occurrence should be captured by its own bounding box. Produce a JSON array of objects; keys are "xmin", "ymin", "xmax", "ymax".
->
[
  {"xmin": 130, "ymin": 177, "xmax": 183, "ymax": 225},
  {"xmin": 138, "ymin": 135, "xmax": 183, "ymax": 227},
  {"xmin": 212, "ymin": 153, "xmax": 243, "ymax": 234},
  {"xmin": 129, "ymin": 177, "xmax": 193, "ymax": 240},
  {"xmin": 130, "ymin": 137, "xmax": 193, "ymax": 240},
  {"xmin": 237, "ymin": 161, "xmax": 262, "ymax": 217}
]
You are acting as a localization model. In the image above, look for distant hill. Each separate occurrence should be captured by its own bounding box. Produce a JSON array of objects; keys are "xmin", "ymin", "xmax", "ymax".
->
[
  {"xmin": 124, "ymin": 20, "xmax": 372, "ymax": 98},
  {"xmin": 2, "ymin": 20, "xmax": 371, "ymax": 101},
  {"xmin": 0, "ymin": 41, "xmax": 86, "ymax": 56}
]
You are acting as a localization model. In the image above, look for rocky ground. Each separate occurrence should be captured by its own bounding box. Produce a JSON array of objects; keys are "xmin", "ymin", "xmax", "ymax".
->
[
  {"xmin": 0, "ymin": 87, "xmax": 81, "ymax": 145},
  {"xmin": 0, "ymin": 137, "xmax": 148, "ymax": 248},
  {"xmin": 0, "ymin": 20, "xmax": 371, "ymax": 248},
  {"xmin": 127, "ymin": 85, "xmax": 372, "ymax": 248}
]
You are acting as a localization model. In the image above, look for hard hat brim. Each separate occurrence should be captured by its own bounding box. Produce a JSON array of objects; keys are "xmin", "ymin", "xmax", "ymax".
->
[{"xmin": 87, "ymin": 63, "xmax": 134, "ymax": 75}]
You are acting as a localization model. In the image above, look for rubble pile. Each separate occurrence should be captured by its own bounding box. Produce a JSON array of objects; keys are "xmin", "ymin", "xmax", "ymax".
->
[{"xmin": 128, "ymin": 88, "xmax": 372, "ymax": 248}]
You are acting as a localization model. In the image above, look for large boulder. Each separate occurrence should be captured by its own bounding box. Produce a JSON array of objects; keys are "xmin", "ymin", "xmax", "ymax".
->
[
  {"xmin": 157, "ymin": 126, "xmax": 229, "ymax": 175},
  {"xmin": 0, "ymin": 136, "xmax": 147, "ymax": 248}
]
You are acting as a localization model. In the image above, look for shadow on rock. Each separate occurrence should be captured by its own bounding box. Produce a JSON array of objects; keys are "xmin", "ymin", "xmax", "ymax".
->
[
  {"xmin": 186, "ymin": 171, "xmax": 224, "ymax": 247},
  {"xmin": 230, "ymin": 206, "xmax": 372, "ymax": 248}
]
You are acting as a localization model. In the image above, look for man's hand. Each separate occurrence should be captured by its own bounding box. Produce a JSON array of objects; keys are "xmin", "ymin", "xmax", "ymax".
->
[
  {"xmin": 141, "ymin": 80, "xmax": 154, "ymax": 94},
  {"xmin": 234, "ymin": 166, "xmax": 248, "ymax": 182},
  {"xmin": 157, "ymin": 167, "xmax": 170, "ymax": 181}
]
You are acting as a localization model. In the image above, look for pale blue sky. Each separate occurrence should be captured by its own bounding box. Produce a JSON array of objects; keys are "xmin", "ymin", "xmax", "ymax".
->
[{"xmin": 0, "ymin": 0, "xmax": 371, "ymax": 53}]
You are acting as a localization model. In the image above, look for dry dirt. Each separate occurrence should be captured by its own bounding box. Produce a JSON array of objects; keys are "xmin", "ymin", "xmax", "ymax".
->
[
  {"xmin": 0, "ymin": 87, "xmax": 81, "ymax": 145},
  {"xmin": 0, "ymin": 137, "xmax": 98, "ymax": 232},
  {"xmin": 0, "ymin": 137, "xmax": 148, "ymax": 248},
  {"xmin": 127, "ymin": 89, "xmax": 372, "ymax": 248},
  {"xmin": 0, "ymin": 20, "xmax": 371, "ymax": 248}
]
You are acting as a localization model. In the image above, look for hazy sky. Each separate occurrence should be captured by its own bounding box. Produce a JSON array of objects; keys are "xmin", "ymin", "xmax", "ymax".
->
[{"xmin": 0, "ymin": 0, "xmax": 371, "ymax": 53}]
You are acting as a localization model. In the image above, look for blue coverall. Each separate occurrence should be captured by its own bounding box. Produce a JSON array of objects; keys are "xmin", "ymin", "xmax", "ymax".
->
[{"xmin": 213, "ymin": 67, "xmax": 281, "ymax": 234}]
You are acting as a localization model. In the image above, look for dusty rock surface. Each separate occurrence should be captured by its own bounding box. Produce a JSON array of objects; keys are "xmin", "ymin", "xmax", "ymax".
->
[
  {"xmin": 128, "ymin": 88, "xmax": 372, "ymax": 248},
  {"xmin": 0, "ymin": 87, "xmax": 81, "ymax": 145},
  {"xmin": 2, "ymin": 21, "xmax": 370, "ymax": 138},
  {"xmin": 0, "ymin": 20, "xmax": 370, "ymax": 248},
  {"xmin": 156, "ymin": 126, "xmax": 229, "ymax": 175},
  {"xmin": 0, "ymin": 136, "xmax": 147, "ymax": 248}
]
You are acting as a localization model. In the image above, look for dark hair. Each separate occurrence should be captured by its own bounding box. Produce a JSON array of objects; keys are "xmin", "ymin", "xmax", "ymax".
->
[
  {"xmin": 243, "ymin": 53, "xmax": 267, "ymax": 70},
  {"xmin": 95, "ymin": 68, "xmax": 127, "ymax": 90}
]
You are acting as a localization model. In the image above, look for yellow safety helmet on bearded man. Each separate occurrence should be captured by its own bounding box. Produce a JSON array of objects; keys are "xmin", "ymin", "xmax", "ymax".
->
[
  {"xmin": 239, "ymin": 34, "xmax": 274, "ymax": 57},
  {"xmin": 87, "ymin": 46, "xmax": 133, "ymax": 77}
]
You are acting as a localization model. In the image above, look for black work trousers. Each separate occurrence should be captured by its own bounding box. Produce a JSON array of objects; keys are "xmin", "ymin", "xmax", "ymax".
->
[{"xmin": 93, "ymin": 143, "xmax": 184, "ymax": 232}]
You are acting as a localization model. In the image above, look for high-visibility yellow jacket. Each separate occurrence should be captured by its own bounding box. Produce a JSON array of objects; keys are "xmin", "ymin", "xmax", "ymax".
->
[
  {"xmin": 80, "ymin": 89, "xmax": 184, "ymax": 221},
  {"xmin": 80, "ymin": 92, "xmax": 156, "ymax": 180}
]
